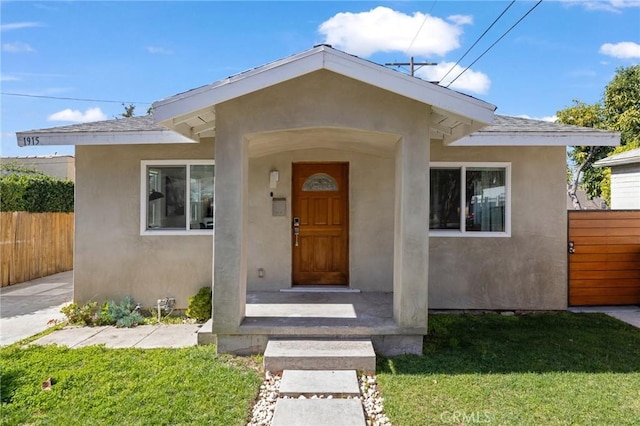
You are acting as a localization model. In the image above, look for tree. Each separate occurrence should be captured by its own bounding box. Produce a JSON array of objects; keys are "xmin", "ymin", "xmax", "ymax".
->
[
  {"xmin": 121, "ymin": 103, "xmax": 136, "ymax": 118},
  {"xmin": 559, "ymin": 65, "xmax": 640, "ymax": 208},
  {"xmin": 558, "ymin": 101, "xmax": 607, "ymax": 209}
]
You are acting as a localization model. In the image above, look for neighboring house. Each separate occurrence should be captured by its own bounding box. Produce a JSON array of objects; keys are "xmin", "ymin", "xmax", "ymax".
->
[
  {"xmin": 0, "ymin": 155, "xmax": 75, "ymax": 181},
  {"xmin": 594, "ymin": 148, "xmax": 640, "ymax": 209},
  {"xmin": 15, "ymin": 45, "xmax": 619, "ymax": 354},
  {"xmin": 566, "ymin": 189, "xmax": 607, "ymax": 210}
]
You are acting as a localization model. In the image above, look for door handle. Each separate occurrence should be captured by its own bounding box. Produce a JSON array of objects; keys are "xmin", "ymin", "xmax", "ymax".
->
[
  {"xmin": 568, "ymin": 241, "xmax": 575, "ymax": 254},
  {"xmin": 293, "ymin": 217, "xmax": 300, "ymax": 247}
]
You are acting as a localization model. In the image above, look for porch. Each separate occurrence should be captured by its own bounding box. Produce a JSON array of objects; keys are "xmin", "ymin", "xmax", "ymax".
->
[{"xmin": 198, "ymin": 291, "xmax": 426, "ymax": 356}]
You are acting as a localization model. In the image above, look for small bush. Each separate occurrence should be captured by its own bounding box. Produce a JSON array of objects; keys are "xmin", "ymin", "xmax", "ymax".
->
[
  {"xmin": 186, "ymin": 287, "xmax": 212, "ymax": 322},
  {"xmin": 101, "ymin": 296, "xmax": 143, "ymax": 328},
  {"xmin": 60, "ymin": 302, "xmax": 99, "ymax": 326},
  {"xmin": 61, "ymin": 296, "xmax": 142, "ymax": 328}
]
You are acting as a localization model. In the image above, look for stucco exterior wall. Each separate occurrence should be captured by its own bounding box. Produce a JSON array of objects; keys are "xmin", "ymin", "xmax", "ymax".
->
[
  {"xmin": 74, "ymin": 139, "xmax": 214, "ymax": 309},
  {"xmin": 429, "ymin": 144, "xmax": 568, "ymax": 310},
  {"xmin": 247, "ymin": 149, "xmax": 395, "ymax": 291}
]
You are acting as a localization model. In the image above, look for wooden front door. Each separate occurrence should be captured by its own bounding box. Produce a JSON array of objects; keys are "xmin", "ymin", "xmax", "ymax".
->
[{"xmin": 292, "ymin": 163, "xmax": 349, "ymax": 285}]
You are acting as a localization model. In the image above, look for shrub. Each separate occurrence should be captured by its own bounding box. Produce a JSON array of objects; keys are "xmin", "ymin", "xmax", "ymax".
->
[
  {"xmin": 186, "ymin": 287, "xmax": 212, "ymax": 322},
  {"xmin": 61, "ymin": 296, "xmax": 143, "ymax": 328},
  {"xmin": 0, "ymin": 173, "xmax": 73, "ymax": 212},
  {"xmin": 101, "ymin": 296, "xmax": 143, "ymax": 328},
  {"xmin": 60, "ymin": 302, "xmax": 99, "ymax": 326}
]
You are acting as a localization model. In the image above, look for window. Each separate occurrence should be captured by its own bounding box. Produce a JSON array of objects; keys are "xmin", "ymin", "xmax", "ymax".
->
[
  {"xmin": 430, "ymin": 163, "xmax": 510, "ymax": 236},
  {"xmin": 141, "ymin": 160, "xmax": 214, "ymax": 235}
]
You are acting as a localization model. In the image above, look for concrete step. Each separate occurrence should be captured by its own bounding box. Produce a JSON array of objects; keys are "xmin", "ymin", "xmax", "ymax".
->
[
  {"xmin": 279, "ymin": 370, "xmax": 360, "ymax": 397},
  {"xmin": 271, "ymin": 398, "xmax": 365, "ymax": 426},
  {"xmin": 264, "ymin": 339, "xmax": 376, "ymax": 373}
]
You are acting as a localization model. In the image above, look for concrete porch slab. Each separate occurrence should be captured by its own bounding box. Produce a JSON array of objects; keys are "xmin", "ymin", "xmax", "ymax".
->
[
  {"xmin": 279, "ymin": 370, "xmax": 360, "ymax": 397},
  {"xmin": 271, "ymin": 399, "xmax": 365, "ymax": 426}
]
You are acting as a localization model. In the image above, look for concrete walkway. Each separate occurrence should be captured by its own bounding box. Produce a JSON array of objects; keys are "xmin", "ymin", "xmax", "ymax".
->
[
  {"xmin": 31, "ymin": 323, "xmax": 199, "ymax": 348},
  {"xmin": 1, "ymin": 270, "xmax": 199, "ymax": 348},
  {"xmin": 568, "ymin": 305, "xmax": 640, "ymax": 328},
  {"xmin": 1, "ymin": 270, "xmax": 73, "ymax": 346}
]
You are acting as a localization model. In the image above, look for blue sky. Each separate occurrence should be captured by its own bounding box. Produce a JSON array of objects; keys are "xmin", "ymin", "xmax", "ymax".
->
[{"xmin": 2, "ymin": 0, "xmax": 639, "ymax": 157}]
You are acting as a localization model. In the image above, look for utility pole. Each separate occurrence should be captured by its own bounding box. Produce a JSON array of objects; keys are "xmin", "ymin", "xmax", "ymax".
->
[{"xmin": 385, "ymin": 57, "xmax": 437, "ymax": 76}]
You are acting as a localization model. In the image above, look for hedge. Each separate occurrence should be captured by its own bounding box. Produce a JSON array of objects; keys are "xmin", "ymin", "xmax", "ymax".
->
[{"xmin": 0, "ymin": 174, "xmax": 74, "ymax": 212}]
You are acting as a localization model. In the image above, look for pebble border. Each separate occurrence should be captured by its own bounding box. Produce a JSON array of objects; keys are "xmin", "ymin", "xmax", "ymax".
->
[{"xmin": 247, "ymin": 371, "xmax": 392, "ymax": 426}]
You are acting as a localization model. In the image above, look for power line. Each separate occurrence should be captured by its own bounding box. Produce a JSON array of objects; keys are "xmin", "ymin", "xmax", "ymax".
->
[
  {"xmin": 440, "ymin": 0, "xmax": 516, "ymax": 83},
  {"xmin": 446, "ymin": 0, "xmax": 543, "ymax": 88},
  {"xmin": 1, "ymin": 92, "xmax": 152, "ymax": 105},
  {"xmin": 406, "ymin": 1, "xmax": 438, "ymax": 54}
]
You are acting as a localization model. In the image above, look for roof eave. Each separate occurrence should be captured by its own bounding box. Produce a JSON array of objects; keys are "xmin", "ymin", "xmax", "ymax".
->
[
  {"xmin": 593, "ymin": 156, "xmax": 640, "ymax": 167},
  {"xmin": 451, "ymin": 132, "xmax": 621, "ymax": 147},
  {"xmin": 16, "ymin": 130, "xmax": 196, "ymax": 146}
]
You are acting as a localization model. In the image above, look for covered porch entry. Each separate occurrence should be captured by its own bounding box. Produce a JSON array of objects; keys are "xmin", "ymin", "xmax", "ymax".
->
[{"xmin": 151, "ymin": 45, "xmax": 496, "ymax": 355}]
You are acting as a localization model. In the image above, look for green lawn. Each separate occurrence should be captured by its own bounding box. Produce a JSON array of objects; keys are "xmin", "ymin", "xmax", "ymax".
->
[
  {"xmin": 377, "ymin": 313, "xmax": 640, "ymax": 426},
  {"xmin": 1, "ymin": 344, "xmax": 262, "ymax": 425}
]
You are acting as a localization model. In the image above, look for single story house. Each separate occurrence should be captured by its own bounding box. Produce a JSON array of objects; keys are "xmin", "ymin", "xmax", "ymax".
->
[
  {"xmin": 594, "ymin": 148, "xmax": 640, "ymax": 210},
  {"xmin": 16, "ymin": 45, "xmax": 619, "ymax": 354}
]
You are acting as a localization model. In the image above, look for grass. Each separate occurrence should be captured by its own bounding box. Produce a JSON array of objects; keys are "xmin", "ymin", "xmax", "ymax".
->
[
  {"xmin": 1, "ymin": 344, "xmax": 262, "ymax": 425},
  {"xmin": 377, "ymin": 312, "xmax": 640, "ymax": 425}
]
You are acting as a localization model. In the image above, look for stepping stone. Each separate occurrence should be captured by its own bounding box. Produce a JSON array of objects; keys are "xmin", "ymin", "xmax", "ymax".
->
[
  {"xmin": 279, "ymin": 370, "xmax": 360, "ymax": 397},
  {"xmin": 271, "ymin": 398, "xmax": 365, "ymax": 426},
  {"xmin": 264, "ymin": 339, "xmax": 375, "ymax": 373}
]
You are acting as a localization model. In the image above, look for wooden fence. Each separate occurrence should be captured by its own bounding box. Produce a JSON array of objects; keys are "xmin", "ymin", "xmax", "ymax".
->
[
  {"xmin": 0, "ymin": 212, "xmax": 74, "ymax": 287},
  {"xmin": 568, "ymin": 210, "xmax": 640, "ymax": 306}
]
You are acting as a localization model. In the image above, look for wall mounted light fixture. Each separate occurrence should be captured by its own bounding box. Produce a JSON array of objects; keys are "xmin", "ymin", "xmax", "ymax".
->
[{"xmin": 269, "ymin": 170, "xmax": 279, "ymax": 189}]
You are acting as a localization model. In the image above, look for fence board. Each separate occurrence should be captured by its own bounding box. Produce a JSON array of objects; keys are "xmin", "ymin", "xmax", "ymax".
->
[{"xmin": 0, "ymin": 212, "xmax": 74, "ymax": 287}]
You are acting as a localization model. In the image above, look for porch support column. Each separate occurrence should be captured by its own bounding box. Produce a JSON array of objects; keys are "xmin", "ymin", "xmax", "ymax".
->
[
  {"xmin": 211, "ymin": 109, "xmax": 248, "ymax": 337},
  {"xmin": 393, "ymin": 109, "xmax": 430, "ymax": 330}
]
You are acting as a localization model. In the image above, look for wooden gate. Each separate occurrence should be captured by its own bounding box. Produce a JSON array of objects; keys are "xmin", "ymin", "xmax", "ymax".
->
[{"xmin": 568, "ymin": 210, "xmax": 640, "ymax": 306}]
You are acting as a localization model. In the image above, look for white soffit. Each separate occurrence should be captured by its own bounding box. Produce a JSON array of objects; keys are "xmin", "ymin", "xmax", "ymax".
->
[
  {"xmin": 152, "ymin": 45, "xmax": 497, "ymax": 138},
  {"xmin": 451, "ymin": 131, "xmax": 621, "ymax": 147}
]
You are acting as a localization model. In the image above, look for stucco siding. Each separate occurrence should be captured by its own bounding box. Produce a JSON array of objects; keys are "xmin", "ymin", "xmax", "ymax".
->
[
  {"xmin": 610, "ymin": 165, "xmax": 640, "ymax": 209},
  {"xmin": 74, "ymin": 139, "xmax": 215, "ymax": 309},
  {"xmin": 429, "ymin": 144, "xmax": 568, "ymax": 310}
]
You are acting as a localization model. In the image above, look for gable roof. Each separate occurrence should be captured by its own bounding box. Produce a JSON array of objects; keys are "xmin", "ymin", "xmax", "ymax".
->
[
  {"xmin": 452, "ymin": 115, "xmax": 619, "ymax": 146},
  {"xmin": 151, "ymin": 44, "xmax": 497, "ymax": 145},
  {"xmin": 15, "ymin": 114, "xmax": 620, "ymax": 147},
  {"xmin": 593, "ymin": 148, "xmax": 640, "ymax": 167}
]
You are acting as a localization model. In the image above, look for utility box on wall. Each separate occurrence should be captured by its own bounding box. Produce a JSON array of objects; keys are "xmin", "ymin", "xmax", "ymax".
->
[{"xmin": 272, "ymin": 197, "xmax": 286, "ymax": 216}]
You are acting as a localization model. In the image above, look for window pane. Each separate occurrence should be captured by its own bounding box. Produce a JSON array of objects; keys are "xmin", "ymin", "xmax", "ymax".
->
[
  {"xmin": 189, "ymin": 165, "xmax": 215, "ymax": 229},
  {"xmin": 430, "ymin": 168, "xmax": 461, "ymax": 230},
  {"xmin": 466, "ymin": 168, "xmax": 506, "ymax": 232},
  {"xmin": 147, "ymin": 166, "xmax": 186, "ymax": 230}
]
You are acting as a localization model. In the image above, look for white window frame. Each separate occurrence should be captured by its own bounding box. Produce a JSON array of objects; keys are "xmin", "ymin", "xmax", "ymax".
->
[
  {"xmin": 429, "ymin": 162, "xmax": 511, "ymax": 238},
  {"xmin": 140, "ymin": 160, "xmax": 214, "ymax": 236}
]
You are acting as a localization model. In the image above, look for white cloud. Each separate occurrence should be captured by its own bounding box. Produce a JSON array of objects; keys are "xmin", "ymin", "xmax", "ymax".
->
[
  {"xmin": 2, "ymin": 42, "xmax": 35, "ymax": 53},
  {"xmin": 599, "ymin": 41, "xmax": 640, "ymax": 59},
  {"xmin": 560, "ymin": 0, "xmax": 640, "ymax": 13},
  {"xmin": 515, "ymin": 114, "xmax": 558, "ymax": 122},
  {"xmin": 47, "ymin": 107, "xmax": 107, "ymax": 123},
  {"xmin": 1, "ymin": 22, "xmax": 43, "ymax": 32},
  {"xmin": 318, "ymin": 6, "xmax": 471, "ymax": 57},
  {"xmin": 146, "ymin": 46, "xmax": 174, "ymax": 55},
  {"xmin": 414, "ymin": 62, "xmax": 490, "ymax": 95},
  {"xmin": 0, "ymin": 74, "xmax": 20, "ymax": 82}
]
